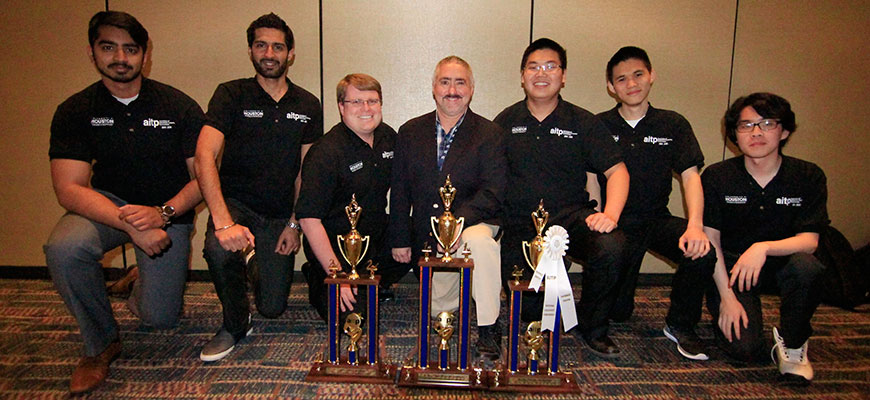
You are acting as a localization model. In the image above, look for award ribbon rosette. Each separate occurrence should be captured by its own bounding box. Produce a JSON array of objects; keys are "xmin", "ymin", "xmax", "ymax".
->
[{"xmin": 527, "ymin": 225, "xmax": 577, "ymax": 332}]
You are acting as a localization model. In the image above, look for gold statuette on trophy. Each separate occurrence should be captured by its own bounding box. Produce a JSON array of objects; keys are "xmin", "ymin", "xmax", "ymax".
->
[
  {"xmin": 344, "ymin": 313, "xmax": 364, "ymax": 365},
  {"xmin": 434, "ymin": 311, "xmax": 455, "ymax": 351},
  {"xmin": 521, "ymin": 200, "xmax": 549, "ymax": 272},
  {"xmin": 337, "ymin": 194, "xmax": 370, "ymax": 279},
  {"xmin": 524, "ymin": 321, "xmax": 544, "ymax": 373},
  {"xmin": 430, "ymin": 175, "xmax": 465, "ymax": 262}
]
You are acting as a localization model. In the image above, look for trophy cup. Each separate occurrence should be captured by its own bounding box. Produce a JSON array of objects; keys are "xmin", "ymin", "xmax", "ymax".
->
[
  {"xmin": 337, "ymin": 194, "xmax": 370, "ymax": 279},
  {"xmin": 489, "ymin": 201, "xmax": 579, "ymax": 392},
  {"xmin": 306, "ymin": 196, "xmax": 396, "ymax": 384},
  {"xmin": 399, "ymin": 176, "xmax": 484, "ymax": 389}
]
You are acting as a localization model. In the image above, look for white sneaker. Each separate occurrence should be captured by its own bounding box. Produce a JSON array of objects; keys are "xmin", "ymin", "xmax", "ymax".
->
[{"xmin": 771, "ymin": 327, "xmax": 813, "ymax": 383}]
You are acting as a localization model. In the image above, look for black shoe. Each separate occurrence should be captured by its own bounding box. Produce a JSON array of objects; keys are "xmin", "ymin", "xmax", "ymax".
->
[
  {"xmin": 476, "ymin": 323, "xmax": 501, "ymax": 360},
  {"xmin": 580, "ymin": 333, "xmax": 620, "ymax": 358},
  {"xmin": 379, "ymin": 286, "xmax": 395, "ymax": 303},
  {"xmin": 663, "ymin": 325, "xmax": 709, "ymax": 361}
]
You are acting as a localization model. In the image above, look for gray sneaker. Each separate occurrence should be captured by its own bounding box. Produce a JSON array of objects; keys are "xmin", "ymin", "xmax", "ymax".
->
[{"xmin": 200, "ymin": 316, "xmax": 253, "ymax": 362}]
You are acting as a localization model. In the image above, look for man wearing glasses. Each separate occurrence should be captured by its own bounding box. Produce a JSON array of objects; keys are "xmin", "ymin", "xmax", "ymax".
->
[
  {"xmin": 703, "ymin": 92, "xmax": 827, "ymax": 384},
  {"xmin": 493, "ymin": 38, "xmax": 630, "ymax": 357},
  {"xmin": 297, "ymin": 74, "xmax": 409, "ymax": 321},
  {"xmin": 195, "ymin": 13, "xmax": 323, "ymax": 362},
  {"xmin": 389, "ymin": 56, "xmax": 506, "ymax": 360}
]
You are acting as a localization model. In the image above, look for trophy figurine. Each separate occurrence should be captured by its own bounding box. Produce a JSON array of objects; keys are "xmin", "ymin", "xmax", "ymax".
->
[
  {"xmin": 337, "ymin": 194, "xmax": 370, "ymax": 279},
  {"xmin": 344, "ymin": 313, "xmax": 364, "ymax": 365},
  {"xmin": 430, "ymin": 175, "xmax": 465, "ymax": 262},
  {"xmin": 433, "ymin": 311, "xmax": 455, "ymax": 370},
  {"xmin": 523, "ymin": 321, "xmax": 544, "ymax": 374},
  {"xmin": 521, "ymin": 200, "xmax": 548, "ymax": 272}
]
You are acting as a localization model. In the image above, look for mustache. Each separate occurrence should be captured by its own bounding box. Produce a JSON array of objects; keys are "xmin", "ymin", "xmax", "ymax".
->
[
  {"xmin": 108, "ymin": 62, "xmax": 131, "ymax": 69},
  {"xmin": 443, "ymin": 94, "xmax": 462, "ymax": 99}
]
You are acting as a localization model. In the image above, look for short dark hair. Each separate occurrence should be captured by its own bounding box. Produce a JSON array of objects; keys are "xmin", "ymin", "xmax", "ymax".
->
[
  {"xmin": 606, "ymin": 46, "xmax": 652, "ymax": 83},
  {"xmin": 724, "ymin": 92, "xmax": 797, "ymax": 147},
  {"xmin": 521, "ymin": 38, "xmax": 567, "ymax": 71},
  {"xmin": 88, "ymin": 11, "xmax": 149, "ymax": 53},
  {"xmin": 247, "ymin": 13, "xmax": 294, "ymax": 49}
]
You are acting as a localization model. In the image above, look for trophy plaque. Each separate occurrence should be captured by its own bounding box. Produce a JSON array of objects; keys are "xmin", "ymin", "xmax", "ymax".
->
[
  {"xmin": 488, "ymin": 201, "xmax": 579, "ymax": 393},
  {"xmin": 306, "ymin": 196, "xmax": 396, "ymax": 384},
  {"xmin": 399, "ymin": 176, "xmax": 485, "ymax": 389}
]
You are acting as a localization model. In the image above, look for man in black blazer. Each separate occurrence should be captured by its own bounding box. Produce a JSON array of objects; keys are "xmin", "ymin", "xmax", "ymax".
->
[{"xmin": 389, "ymin": 56, "xmax": 507, "ymax": 359}]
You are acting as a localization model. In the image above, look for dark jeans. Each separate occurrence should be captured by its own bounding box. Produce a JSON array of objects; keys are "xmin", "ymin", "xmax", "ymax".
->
[
  {"xmin": 501, "ymin": 205, "xmax": 626, "ymax": 339},
  {"xmin": 203, "ymin": 198, "xmax": 294, "ymax": 339},
  {"xmin": 614, "ymin": 215, "xmax": 716, "ymax": 328},
  {"xmin": 303, "ymin": 236, "xmax": 410, "ymax": 322},
  {"xmin": 706, "ymin": 252, "xmax": 825, "ymax": 361}
]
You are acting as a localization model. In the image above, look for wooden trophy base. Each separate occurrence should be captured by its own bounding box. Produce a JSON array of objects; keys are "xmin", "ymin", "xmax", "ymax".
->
[
  {"xmin": 397, "ymin": 362, "xmax": 487, "ymax": 389},
  {"xmin": 306, "ymin": 355, "xmax": 397, "ymax": 384},
  {"xmin": 486, "ymin": 367, "xmax": 579, "ymax": 393}
]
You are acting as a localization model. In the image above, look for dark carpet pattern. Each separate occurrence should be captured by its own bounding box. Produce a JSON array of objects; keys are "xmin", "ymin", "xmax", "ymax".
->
[{"xmin": 0, "ymin": 278, "xmax": 868, "ymax": 399}]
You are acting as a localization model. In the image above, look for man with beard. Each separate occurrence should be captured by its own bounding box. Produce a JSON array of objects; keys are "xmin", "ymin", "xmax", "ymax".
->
[
  {"xmin": 195, "ymin": 13, "xmax": 323, "ymax": 361},
  {"xmin": 45, "ymin": 11, "xmax": 205, "ymax": 394},
  {"xmin": 297, "ymin": 74, "xmax": 409, "ymax": 321},
  {"xmin": 389, "ymin": 56, "xmax": 506, "ymax": 360}
]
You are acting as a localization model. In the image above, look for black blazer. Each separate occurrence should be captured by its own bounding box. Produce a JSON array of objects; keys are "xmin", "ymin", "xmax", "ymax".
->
[{"xmin": 388, "ymin": 109, "xmax": 506, "ymax": 255}]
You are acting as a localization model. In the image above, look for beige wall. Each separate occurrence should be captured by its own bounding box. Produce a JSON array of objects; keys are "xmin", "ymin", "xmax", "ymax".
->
[{"xmin": 1, "ymin": 1, "xmax": 867, "ymax": 272}]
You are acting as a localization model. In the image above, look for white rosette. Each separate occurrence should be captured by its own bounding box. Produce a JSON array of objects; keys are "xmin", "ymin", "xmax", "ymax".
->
[{"xmin": 528, "ymin": 225, "xmax": 577, "ymax": 332}]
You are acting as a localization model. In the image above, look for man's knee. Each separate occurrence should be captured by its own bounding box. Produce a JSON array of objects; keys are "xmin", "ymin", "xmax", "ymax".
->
[
  {"xmin": 44, "ymin": 232, "xmax": 103, "ymax": 271},
  {"xmin": 257, "ymin": 298, "xmax": 288, "ymax": 319},
  {"xmin": 140, "ymin": 308, "xmax": 181, "ymax": 329}
]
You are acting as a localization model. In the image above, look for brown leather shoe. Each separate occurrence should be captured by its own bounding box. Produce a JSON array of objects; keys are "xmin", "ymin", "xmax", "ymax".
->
[
  {"xmin": 69, "ymin": 340, "xmax": 121, "ymax": 394},
  {"xmin": 107, "ymin": 265, "xmax": 139, "ymax": 298}
]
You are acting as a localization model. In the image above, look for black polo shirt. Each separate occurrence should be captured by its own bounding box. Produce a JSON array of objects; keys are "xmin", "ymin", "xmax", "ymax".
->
[
  {"xmin": 49, "ymin": 78, "xmax": 205, "ymax": 224},
  {"xmin": 597, "ymin": 105, "xmax": 704, "ymax": 219},
  {"xmin": 296, "ymin": 122, "xmax": 395, "ymax": 239},
  {"xmin": 205, "ymin": 77, "xmax": 323, "ymax": 218},
  {"xmin": 702, "ymin": 156, "xmax": 829, "ymax": 255},
  {"xmin": 494, "ymin": 97, "xmax": 622, "ymax": 220}
]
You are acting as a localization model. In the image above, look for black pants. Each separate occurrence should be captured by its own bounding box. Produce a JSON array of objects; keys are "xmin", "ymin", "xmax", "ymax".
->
[
  {"xmin": 614, "ymin": 215, "xmax": 716, "ymax": 328},
  {"xmin": 501, "ymin": 205, "xmax": 626, "ymax": 339},
  {"xmin": 706, "ymin": 252, "xmax": 825, "ymax": 361}
]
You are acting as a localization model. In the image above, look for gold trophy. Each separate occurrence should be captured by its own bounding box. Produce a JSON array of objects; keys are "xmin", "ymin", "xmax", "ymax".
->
[
  {"xmin": 521, "ymin": 200, "xmax": 548, "ymax": 271},
  {"xmin": 523, "ymin": 321, "xmax": 544, "ymax": 374},
  {"xmin": 430, "ymin": 175, "xmax": 465, "ymax": 262},
  {"xmin": 433, "ymin": 311, "xmax": 455, "ymax": 370},
  {"xmin": 344, "ymin": 313, "xmax": 364, "ymax": 365},
  {"xmin": 337, "ymin": 194, "xmax": 370, "ymax": 279}
]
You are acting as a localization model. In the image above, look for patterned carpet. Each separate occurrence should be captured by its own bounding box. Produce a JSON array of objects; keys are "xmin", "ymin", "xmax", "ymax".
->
[{"xmin": 0, "ymin": 278, "xmax": 868, "ymax": 399}]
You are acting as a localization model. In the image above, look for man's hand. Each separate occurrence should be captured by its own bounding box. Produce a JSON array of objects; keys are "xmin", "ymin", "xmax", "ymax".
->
[
  {"xmin": 339, "ymin": 284, "xmax": 358, "ymax": 312},
  {"xmin": 392, "ymin": 247, "xmax": 411, "ymax": 263},
  {"xmin": 275, "ymin": 226, "xmax": 301, "ymax": 255},
  {"xmin": 729, "ymin": 242, "xmax": 769, "ymax": 292},
  {"xmin": 118, "ymin": 204, "xmax": 165, "ymax": 231},
  {"xmin": 679, "ymin": 225, "xmax": 711, "ymax": 260},
  {"xmin": 128, "ymin": 228, "xmax": 170, "ymax": 256},
  {"xmin": 216, "ymin": 224, "xmax": 255, "ymax": 252},
  {"xmin": 718, "ymin": 296, "xmax": 749, "ymax": 342},
  {"xmin": 585, "ymin": 212, "xmax": 618, "ymax": 233}
]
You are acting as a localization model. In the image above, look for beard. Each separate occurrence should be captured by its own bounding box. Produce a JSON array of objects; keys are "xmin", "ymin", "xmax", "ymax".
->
[
  {"xmin": 95, "ymin": 62, "xmax": 142, "ymax": 83},
  {"xmin": 251, "ymin": 57, "xmax": 288, "ymax": 79}
]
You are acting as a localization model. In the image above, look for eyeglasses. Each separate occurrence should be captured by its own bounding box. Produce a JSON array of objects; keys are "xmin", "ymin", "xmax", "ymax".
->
[
  {"xmin": 525, "ymin": 62, "xmax": 562, "ymax": 73},
  {"xmin": 736, "ymin": 119, "xmax": 780, "ymax": 133},
  {"xmin": 342, "ymin": 99, "xmax": 381, "ymax": 107}
]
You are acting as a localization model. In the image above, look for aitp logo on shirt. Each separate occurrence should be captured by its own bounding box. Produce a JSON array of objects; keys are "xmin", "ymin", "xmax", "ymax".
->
[
  {"xmin": 382, "ymin": 151, "xmax": 394, "ymax": 159},
  {"xmin": 349, "ymin": 161, "xmax": 363, "ymax": 172},
  {"xmin": 724, "ymin": 195, "xmax": 747, "ymax": 204},
  {"xmin": 287, "ymin": 112, "xmax": 311, "ymax": 123},
  {"xmin": 776, "ymin": 197, "xmax": 803, "ymax": 207},
  {"xmin": 142, "ymin": 118, "xmax": 175, "ymax": 129},
  {"xmin": 511, "ymin": 126, "xmax": 528, "ymax": 134},
  {"xmin": 90, "ymin": 117, "xmax": 114, "ymax": 127},
  {"xmin": 243, "ymin": 110, "xmax": 264, "ymax": 118},
  {"xmin": 550, "ymin": 127, "xmax": 577, "ymax": 139},
  {"xmin": 643, "ymin": 136, "xmax": 672, "ymax": 146}
]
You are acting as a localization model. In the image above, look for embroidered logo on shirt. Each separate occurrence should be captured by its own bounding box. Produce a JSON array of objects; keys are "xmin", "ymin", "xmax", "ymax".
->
[
  {"xmin": 643, "ymin": 136, "xmax": 672, "ymax": 145},
  {"xmin": 382, "ymin": 151, "xmax": 394, "ymax": 159},
  {"xmin": 550, "ymin": 127, "xmax": 577, "ymax": 139},
  {"xmin": 511, "ymin": 126, "xmax": 527, "ymax": 134},
  {"xmin": 776, "ymin": 197, "xmax": 803, "ymax": 207},
  {"xmin": 286, "ymin": 112, "xmax": 311, "ymax": 123},
  {"xmin": 142, "ymin": 118, "xmax": 175, "ymax": 129},
  {"xmin": 90, "ymin": 117, "xmax": 114, "ymax": 127},
  {"xmin": 724, "ymin": 195, "xmax": 747, "ymax": 204},
  {"xmin": 243, "ymin": 110, "xmax": 263, "ymax": 118},
  {"xmin": 349, "ymin": 161, "xmax": 363, "ymax": 172}
]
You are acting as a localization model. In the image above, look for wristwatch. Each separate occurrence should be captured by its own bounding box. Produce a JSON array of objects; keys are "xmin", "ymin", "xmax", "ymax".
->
[
  {"xmin": 286, "ymin": 220, "xmax": 301, "ymax": 231},
  {"xmin": 156, "ymin": 204, "xmax": 176, "ymax": 227}
]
